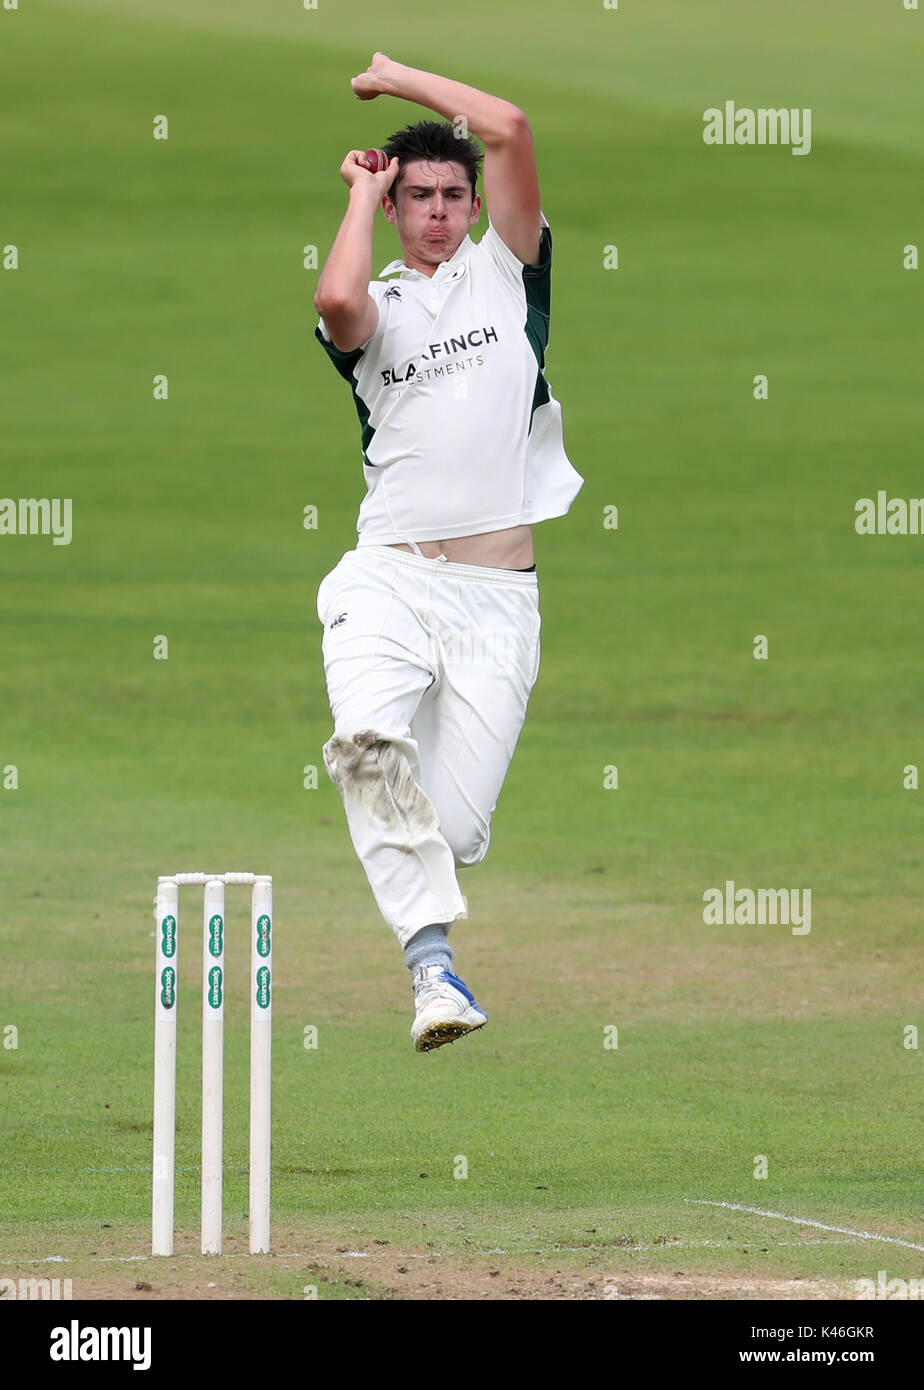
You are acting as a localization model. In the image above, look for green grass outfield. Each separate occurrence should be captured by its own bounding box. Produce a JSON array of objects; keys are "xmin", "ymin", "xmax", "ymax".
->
[{"xmin": 1, "ymin": 0, "xmax": 922, "ymax": 1300}]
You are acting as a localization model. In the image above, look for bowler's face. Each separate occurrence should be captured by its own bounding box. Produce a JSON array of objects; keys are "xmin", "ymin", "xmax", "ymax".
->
[{"xmin": 384, "ymin": 159, "xmax": 482, "ymax": 274}]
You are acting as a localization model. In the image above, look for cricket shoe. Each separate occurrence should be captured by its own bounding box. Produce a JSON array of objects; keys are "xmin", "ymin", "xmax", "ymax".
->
[{"xmin": 411, "ymin": 965, "xmax": 488, "ymax": 1053}]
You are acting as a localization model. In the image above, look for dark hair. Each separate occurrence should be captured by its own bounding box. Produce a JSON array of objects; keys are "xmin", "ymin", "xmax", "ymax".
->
[{"xmin": 382, "ymin": 119, "xmax": 483, "ymax": 202}]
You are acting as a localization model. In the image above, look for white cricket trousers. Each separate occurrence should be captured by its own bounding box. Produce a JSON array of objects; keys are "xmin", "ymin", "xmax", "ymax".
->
[{"xmin": 316, "ymin": 543, "xmax": 541, "ymax": 948}]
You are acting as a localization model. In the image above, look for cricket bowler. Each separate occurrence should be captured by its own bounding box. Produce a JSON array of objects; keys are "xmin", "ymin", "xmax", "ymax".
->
[{"xmin": 313, "ymin": 53, "xmax": 583, "ymax": 1051}]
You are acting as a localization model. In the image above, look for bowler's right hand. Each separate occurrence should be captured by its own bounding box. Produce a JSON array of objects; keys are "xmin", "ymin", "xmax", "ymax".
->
[{"xmin": 339, "ymin": 150, "xmax": 399, "ymax": 193}]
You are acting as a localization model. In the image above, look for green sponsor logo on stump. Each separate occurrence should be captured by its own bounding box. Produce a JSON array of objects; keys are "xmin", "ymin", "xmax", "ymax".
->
[
  {"xmin": 160, "ymin": 967, "xmax": 176, "ymax": 1008},
  {"xmin": 255, "ymin": 965, "xmax": 271, "ymax": 1010},
  {"xmin": 208, "ymin": 914, "xmax": 223, "ymax": 958},
  {"xmin": 207, "ymin": 965, "xmax": 222, "ymax": 1009},
  {"xmin": 161, "ymin": 915, "xmax": 177, "ymax": 957},
  {"xmin": 256, "ymin": 914, "xmax": 271, "ymax": 958}
]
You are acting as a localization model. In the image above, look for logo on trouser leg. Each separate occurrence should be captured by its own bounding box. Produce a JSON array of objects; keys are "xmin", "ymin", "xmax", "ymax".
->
[{"xmin": 328, "ymin": 612, "xmax": 348, "ymax": 629}]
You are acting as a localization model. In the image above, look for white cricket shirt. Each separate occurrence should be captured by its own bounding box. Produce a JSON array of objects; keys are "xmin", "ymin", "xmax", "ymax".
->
[{"xmin": 316, "ymin": 211, "xmax": 583, "ymax": 545}]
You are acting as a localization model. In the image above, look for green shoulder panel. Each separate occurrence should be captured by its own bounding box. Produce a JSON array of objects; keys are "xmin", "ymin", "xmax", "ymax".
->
[
  {"xmin": 314, "ymin": 325, "xmax": 377, "ymax": 467},
  {"xmin": 523, "ymin": 223, "xmax": 552, "ymax": 370},
  {"xmin": 524, "ymin": 225, "xmax": 553, "ymax": 423},
  {"xmin": 315, "ymin": 324, "xmax": 364, "ymax": 381}
]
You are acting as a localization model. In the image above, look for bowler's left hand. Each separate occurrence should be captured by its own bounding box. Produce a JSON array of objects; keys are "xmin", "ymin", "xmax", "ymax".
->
[{"xmin": 350, "ymin": 52, "xmax": 395, "ymax": 101}]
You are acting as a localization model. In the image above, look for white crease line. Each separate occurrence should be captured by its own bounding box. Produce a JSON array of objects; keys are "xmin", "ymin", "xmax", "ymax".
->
[
  {"xmin": 687, "ymin": 1199, "xmax": 924, "ymax": 1254},
  {"xmin": 1, "ymin": 1253, "xmax": 312, "ymax": 1265},
  {"xmin": 470, "ymin": 1240, "xmax": 854, "ymax": 1255},
  {"xmin": 2, "ymin": 1237, "xmax": 858, "ymax": 1266}
]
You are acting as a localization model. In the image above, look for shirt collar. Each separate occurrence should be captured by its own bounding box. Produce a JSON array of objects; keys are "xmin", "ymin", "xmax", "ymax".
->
[{"xmin": 379, "ymin": 231, "xmax": 473, "ymax": 281}]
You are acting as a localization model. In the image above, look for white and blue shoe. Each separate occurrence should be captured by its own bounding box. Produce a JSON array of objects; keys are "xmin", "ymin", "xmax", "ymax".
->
[{"xmin": 411, "ymin": 965, "xmax": 488, "ymax": 1053}]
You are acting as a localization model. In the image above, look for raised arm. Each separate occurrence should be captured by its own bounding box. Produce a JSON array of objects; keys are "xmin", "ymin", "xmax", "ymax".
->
[
  {"xmin": 351, "ymin": 54, "xmax": 542, "ymax": 266},
  {"xmin": 314, "ymin": 151, "xmax": 399, "ymax": 352}
]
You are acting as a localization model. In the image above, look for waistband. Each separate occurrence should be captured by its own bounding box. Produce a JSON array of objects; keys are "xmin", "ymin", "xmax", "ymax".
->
[{"xmin": 345, "ymin": 545, "xmax": 539, "ymax": 588}]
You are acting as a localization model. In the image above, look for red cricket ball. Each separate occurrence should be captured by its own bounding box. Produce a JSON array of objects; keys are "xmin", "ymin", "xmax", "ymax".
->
[{"xmin": 359, "ymin": 148, "xmax": 389, "ymax": 173}]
